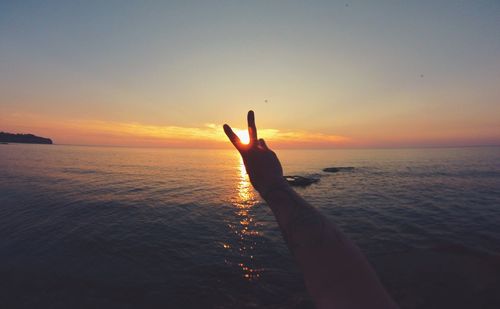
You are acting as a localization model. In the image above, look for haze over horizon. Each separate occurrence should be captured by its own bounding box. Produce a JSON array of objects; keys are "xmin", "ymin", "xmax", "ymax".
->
[{"xmin": 1, "ymin": 1, "xmax": 499, "ymax": 148}]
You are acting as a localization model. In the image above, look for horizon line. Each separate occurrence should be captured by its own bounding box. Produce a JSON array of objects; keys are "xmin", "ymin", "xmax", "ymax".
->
[{"xmin": 15, "ymin": 142, "xmax": 500, "ymax": 150}]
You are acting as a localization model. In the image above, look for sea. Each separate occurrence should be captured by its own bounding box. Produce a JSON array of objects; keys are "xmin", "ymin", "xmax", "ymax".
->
[{"xmin": 1, "ymin": 144, "xmax": 499, "ymax": 308}]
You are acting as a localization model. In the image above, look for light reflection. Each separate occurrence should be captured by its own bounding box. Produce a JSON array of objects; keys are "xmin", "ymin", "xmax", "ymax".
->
[{"xmin": 223, "ymin": 155, "xmax": 263, "ymax": 280}]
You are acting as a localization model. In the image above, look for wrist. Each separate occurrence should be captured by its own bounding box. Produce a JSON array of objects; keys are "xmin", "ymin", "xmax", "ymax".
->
[{"xmin": 259, "ymin": 180, "xmax": 292, "ymax": 200}]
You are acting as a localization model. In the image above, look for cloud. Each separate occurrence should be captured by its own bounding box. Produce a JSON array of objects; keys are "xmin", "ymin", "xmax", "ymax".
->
[
  {"xmin": 0, "ymin": 113, "xmax": 350, "ymax": 148},
  {"xmin": 71, "ymin": 120, "xmax": 350, "ymax": 147}
]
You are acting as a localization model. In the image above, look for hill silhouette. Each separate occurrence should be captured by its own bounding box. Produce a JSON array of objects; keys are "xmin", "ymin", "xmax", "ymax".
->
[{"xmin": 0, "ymin": 132, "xmax": 53, "ymax": 144}]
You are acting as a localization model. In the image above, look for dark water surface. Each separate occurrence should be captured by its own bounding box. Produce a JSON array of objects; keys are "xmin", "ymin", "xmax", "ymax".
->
[{"xmin": 1, "ymin": 144, "xmax": 499, "ymax": 308}]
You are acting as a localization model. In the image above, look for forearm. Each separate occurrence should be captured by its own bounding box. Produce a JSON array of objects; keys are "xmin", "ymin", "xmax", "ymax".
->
[
  {"xmin": 223, "ymin": 111, "xmax": 396, "ymax": 307},
  {"xmin": 262, "ymin": 184, "xmax": 397, "ymax": 308}
]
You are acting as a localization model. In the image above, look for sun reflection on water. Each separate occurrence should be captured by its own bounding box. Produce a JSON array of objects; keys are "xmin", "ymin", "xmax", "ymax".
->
[{"xmin": 223, "ymin": 155, "xmax": 264, "ymax": 280}]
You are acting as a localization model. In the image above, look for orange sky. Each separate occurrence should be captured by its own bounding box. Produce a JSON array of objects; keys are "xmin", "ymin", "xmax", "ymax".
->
[
  {"xmin": 0, "ymin": 112, "xmax": 352, "ymax": 148},
  {"xmin": 1, "ymin": 2, "xmax": 499, "ymax": 148},
  {"xmin": 1, "ymin": 111, "xmax": 498, "ymax": 148}
]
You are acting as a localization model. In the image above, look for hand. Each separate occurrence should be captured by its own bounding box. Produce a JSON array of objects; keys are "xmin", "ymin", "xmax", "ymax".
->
[{"xmin": 223, "ymin": 111, "xmax": 288, "ymax": 195}]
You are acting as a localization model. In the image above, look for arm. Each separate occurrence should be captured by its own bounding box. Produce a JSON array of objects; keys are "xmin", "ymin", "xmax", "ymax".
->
[{"xmin": 224, "ymin": 111, "xmax": 398, "ymax": 309}]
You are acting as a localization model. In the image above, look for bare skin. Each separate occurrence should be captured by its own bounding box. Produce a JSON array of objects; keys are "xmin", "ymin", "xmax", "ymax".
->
[{"xmin": 224, "ymin": 111, "xmax": 398, "ymax": 309}]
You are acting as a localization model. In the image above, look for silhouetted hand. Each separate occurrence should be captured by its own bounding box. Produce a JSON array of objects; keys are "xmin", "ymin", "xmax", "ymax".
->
[{"xmin": 224, "ymin": 111, "xmax": 288, "ymax": 195}]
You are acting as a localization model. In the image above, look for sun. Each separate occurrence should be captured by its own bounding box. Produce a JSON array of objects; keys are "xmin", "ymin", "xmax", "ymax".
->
[{"xmin": 235, "ymin": 129, "xmax": 250, "ymax": 145}]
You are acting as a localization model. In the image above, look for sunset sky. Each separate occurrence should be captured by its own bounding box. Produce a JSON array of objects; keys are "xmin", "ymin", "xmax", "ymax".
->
[{"xmin": 1, "ymin": 1, "xmax": 499, "ymax": 148}]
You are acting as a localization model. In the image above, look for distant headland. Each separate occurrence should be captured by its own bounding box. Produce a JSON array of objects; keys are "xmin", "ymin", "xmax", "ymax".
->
[{"xmin": 0, "ymin": 132, "xmax": 53, "ymax": 144}]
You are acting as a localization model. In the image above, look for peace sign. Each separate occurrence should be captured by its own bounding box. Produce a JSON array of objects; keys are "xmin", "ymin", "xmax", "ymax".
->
[
  {"xmin": 223, "ymin": 111, "xmax": 286, "ymax": 194},
  {"xmin": 223, "ymin": 110, "xmax": 269, "ymax": 152}
]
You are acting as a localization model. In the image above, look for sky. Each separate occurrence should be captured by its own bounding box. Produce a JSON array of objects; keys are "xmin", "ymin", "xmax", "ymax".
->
[{"xmin": 1, "ymin": 1, "xmax": 499, "ymax": 148}]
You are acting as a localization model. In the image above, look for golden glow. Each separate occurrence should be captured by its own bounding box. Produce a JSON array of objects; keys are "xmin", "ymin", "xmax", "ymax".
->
[
  {"xmin": 0, "ymin": 113, "xmax": 352, "ymax": 148},
  {"xmin": 15, "ymin": 111, "xmax": 499, "ymax": 148},
  {"xmin": 236, "ymin": 156, "xmax": 253, "ymax": 205},
  {"xmin": 222, "ymin": 155, "xmax": 262, "ymax": 280},
  {"xmin": 235, "ymin": 129, "xmax": 250, "ymax": 145}
]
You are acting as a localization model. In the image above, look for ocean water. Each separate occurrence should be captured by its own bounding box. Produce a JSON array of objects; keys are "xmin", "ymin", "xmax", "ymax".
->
[{"xmin": 1, "ymin": 144, "xmax": 499, "ymax": 308}]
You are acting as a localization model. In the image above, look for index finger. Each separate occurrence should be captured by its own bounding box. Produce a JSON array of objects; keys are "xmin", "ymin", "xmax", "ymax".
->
[{"xmin": 223, "ymin": 124, "xmax": 242, "ymax": 151}]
